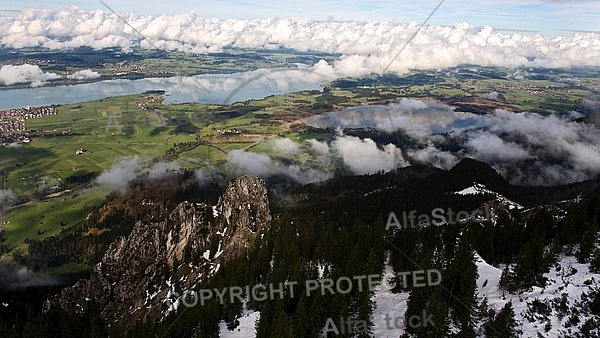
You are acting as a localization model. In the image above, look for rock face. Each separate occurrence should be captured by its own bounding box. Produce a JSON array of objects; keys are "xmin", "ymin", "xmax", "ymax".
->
[
  {"xmin": 217, "ymin": 175, "xmax": 271, "ymax": 261},
  {"xmin": 44, "ymin": 175, "xmax": 271, "ymax": 329}
]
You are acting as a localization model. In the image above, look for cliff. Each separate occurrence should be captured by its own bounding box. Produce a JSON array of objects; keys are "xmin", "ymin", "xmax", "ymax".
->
[{"xmin": 43, "ymin": 175, "xmax": 271, "ymax": 329}]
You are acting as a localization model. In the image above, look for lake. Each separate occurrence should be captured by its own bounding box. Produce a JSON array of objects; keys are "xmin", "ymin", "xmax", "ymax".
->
[{"xmin": 0, "ymin": 67, "xmax": 330, "ymax": 110}]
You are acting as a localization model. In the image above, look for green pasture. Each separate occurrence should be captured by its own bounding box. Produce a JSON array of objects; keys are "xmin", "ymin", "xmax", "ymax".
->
[{"xmin": 3, "ymin": 188, "xmax": 107, "ymax": 255}]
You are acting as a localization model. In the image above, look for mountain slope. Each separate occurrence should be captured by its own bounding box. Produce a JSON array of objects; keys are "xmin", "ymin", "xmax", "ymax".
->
[{"xmin": 43, "ymin": 175, "xmax": 271, "ymax": 331}]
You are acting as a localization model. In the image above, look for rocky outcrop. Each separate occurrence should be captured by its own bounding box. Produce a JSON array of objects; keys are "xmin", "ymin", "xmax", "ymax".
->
[
  {"xmin": 217, "ymin": 175, "xmax": 271, "ymax": 261},
  {"xmin": 43, "ymin": 175, "xmax": 271, "ymax": 329}
]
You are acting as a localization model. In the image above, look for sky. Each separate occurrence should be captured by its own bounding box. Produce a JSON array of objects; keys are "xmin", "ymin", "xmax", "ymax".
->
[{"xmin": 0, "ymin": 0, "xmax": 598, "ymax": 35}]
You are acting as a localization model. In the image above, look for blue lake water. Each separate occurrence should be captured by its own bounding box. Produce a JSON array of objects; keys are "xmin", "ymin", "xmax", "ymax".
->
[{"xmin": 0, "ymin": 68, "xmax": 327, "ymax": 110}]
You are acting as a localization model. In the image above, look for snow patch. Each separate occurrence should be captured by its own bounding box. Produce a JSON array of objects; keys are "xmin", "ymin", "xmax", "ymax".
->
[{"xmin": 455, "ymin": 182, "xmax": 523, "ymax": 210}]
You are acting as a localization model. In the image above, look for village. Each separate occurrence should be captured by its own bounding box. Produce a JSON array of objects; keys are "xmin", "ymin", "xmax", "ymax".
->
[{"xmin": 0, "ymin": 105, "xmax": 59, "ymax": 145}]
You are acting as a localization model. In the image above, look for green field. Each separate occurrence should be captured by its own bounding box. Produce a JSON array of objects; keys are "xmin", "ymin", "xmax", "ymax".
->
[
  {"xmin": 1, "ymin": 94, "xmax": 194, "ymax": 195},
  {"xmin": 3, "ymin": 188, "xmax": 107, "ymax": 255},
  {"xmin": 0, "ymin": 92, "xmax": 308, "ymax": 258}
]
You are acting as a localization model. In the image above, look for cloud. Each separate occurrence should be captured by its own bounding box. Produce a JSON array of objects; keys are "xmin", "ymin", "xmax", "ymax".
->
[
  {"xmin": 466, "ymin": 133, "xmax": 531, "ymax": 162},
  {"xmin": 67, "ymin": 69, "xmax": 101, "ymax": 80},
  {"xmin": 193, "ymin": 166, "xmax": 225, "ymax": 186},
  {"xmin": 302, "ymin": 133, "xmax": 411, "ymax": 175},
  {"xmin": 483, "ymin": 91, "xmax": 499, "ymax": 100},
  {"xmin": 0, "ymin": 64, "xmax": 60, "ymax": 86},
  {"xmin": 271, "ymin": 138, "xmax": 300, "ymax": 156},
  {"xmin": 95, "ymin": 156, "xmax": 145, "ymax": 192},
  {"xmin": 575, "ymin": 99, "xmax": 600, "ymax": 127},
  {"xmin": 417, "ymin": 108, "xmax": 600, "ymax": 185},
  {"xmin": 406, "ymin": 143, "xmax": 459, "ymax": 170},
  {"xmin": 0, "ymin": 263, "xmax": 60, "ymax": 289},
  {"xmin": 303, "ymin": 99, "xmax": 600, "ymax": 185},
  {"xmin": 95, "ymin": 156, "xmax": 181, "ymax": 193},
  {"xmin": 146, "ymin": 161, "xmax": 180, "ymax": 179},
  {"xmin": 331, "ymin": 135, "xmax": 408, "ymax": 174},
  {"xmin": 307, "ymin": 138, "xmax": 331, "ymax": 156},
  {"xmin": 226, "ymin": 151, "xmax": 274, "ymax": 178},
  {"xmin": 90, "ymin": 98, "xmax": 600, "ymax": 188},
  {"xmin": 225, "ymin": 149, "xmax": 332, "ymax": 184},
  {"xmin": 0, "ymin": 189, "xmax": 15, "ymax": 206},
  {"xmin": 464, "ymin": 109, "xmax": 600, "ymax": 185},
  {"xmin": 136, "ymin": 66, "xmax": 332, "ymax": 104},
  {"xmin": 0, "ymin": 8, "xmax": 598, "ymax": 72},
  {"xmin": 304, "ymin": 98, "xmax": 486, "ymax": 136}
]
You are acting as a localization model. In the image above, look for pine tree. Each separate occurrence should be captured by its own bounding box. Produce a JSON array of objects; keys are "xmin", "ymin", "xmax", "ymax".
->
[
  {"xmin": 308, "ymin": 294, "xmax": 325, "ymax": 337},
  {"xmin": 444, "ymin": 237, "xmax": 478, "ymax": 335},
  {"xmin": 406, "ymin": 288, "xmax": 450, "ymax": 337},
  {"xmin": 256, "ymin": 300, "xmax": 275, "ymax": 338},
  {"xmin": 473, "ymin": 222, "xmax": 495, "ymax": 264},
  {"xmin": 514, "ymin": 224, "xmax": 548, "ymax": 289},
  {"xmin": 485, "ymin": 302, "xmax": 518, "ymax": 338},
  {"xmin": 354, "ymin": 286, "xmax": 374, "ymax": 337},
  {"xmin": 591, "ymin": 246, "xmax": 600, "ymax": 273},
  {"xmin": 270, "ymin": 299, "xmax": 293, "ymax": 337},
  {"xmin": 576, "ymin": 222, "xmax": 598, "ymax": 263},
  {"xmin": 293, "ymin": 294, "xmax": 308, "ymax": 338}
]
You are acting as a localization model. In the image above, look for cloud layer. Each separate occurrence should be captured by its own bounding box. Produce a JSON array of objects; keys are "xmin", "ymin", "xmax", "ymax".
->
[
  {"xmin": 1, "ymin": 8, "xmax": 599, "ymax": 73},
  {"xmin": 306, "ymin": 99, "xmax": 600, "ymax": 185},
  {"xmin": 93, "ymin": 101, "xmax": 600, "ymax": 192},
  {"xmin": 224, "ymin": 133, "xmax": 409, "ymax": 185},
  {"xmin": 225, "ymin": 149, "xmax": 332, "ymax": 184}
]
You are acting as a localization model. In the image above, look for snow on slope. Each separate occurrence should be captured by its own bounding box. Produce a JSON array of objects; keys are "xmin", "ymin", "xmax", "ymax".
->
[
  {"xmin": 220, "ymin": 303, "xmax": 260, "ymax": 338},
  {"xmin": 455, "ymin": 182, "xmax": 523, "ymax": 210},
  {"xmin": 475, "ymin": 253, "xmax": 600, "ymax": 337},
  {"xmin": 369, "ymin": 252, "xmax": 600, "ymax": 337},
  {"xmin": 216, "ymin": 251, "xmax": 599, "ymax": 337},
  {"xmin": 371, "ymin": 263, "xmax": 411, "ymax": 337}
]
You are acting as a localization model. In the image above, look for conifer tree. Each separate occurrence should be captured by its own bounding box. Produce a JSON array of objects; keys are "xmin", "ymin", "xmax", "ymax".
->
[
  {"xmin": 270, "ymin": 299, "xmax": 293, "ymax": 338},
  {"xmin": 444, "ymin": 237, "xmax": 478, "ymax": 334},
  {"xmin": 485, "ymin": 302, "xmax": 518, "ymax": 338},
  {"xmin": 590, "ymin": 247, "xmax": 600, "ymax": 273},
  {"xmin": 293, "ymin": 294, "xmax": 308, "ymax": 338},
  {"xmin": 256, "ymin": 300, "xmax": 275, "ymax": 338},
  {"xmin": 576, "ymin": 222, "xmax": 598, "ymax": 263},
  {"xmin": 514, "ymin": 224, "xmax": 548, "ymax": 289}
]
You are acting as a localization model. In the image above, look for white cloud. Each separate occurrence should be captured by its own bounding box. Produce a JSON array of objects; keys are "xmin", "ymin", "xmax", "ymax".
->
[
  {"xmin": 67, "ymin": 69, "xmax": 101, "ymax": 80},
  {"xmin": 271, "ymin": 138, "xmax": 300, "ymax": 156},
  {"xmin": 225, "ymin": 133, "xmax": 409, "ymax": 182},
  {"xmin": 406, "ymin": 143, "xmax": 458, "ymax": 170},
  {"xmin": 225, "ymin": 150, "xmax": 332, "ymax": 184},
  {"xmin": 483, "ymin": 91, "xmax": 499, "ymax": 100},
  {"xmin": 304, "ymin": 98, "xmax": 487, "ymax": 136},
  {"xmin": 95, "ymin": 156, "xmax": 145, "ymax": 192},
  {"xmin": 303, "ymin": 98, "xmax": 600, "ymax": 185},
  {"xmin": 0, "ymin": 8, "xmax": 598, "ymax": 72},
  {"xmin": 306, "ymin": 133, "xmax": 409, "ymax": 175},
  {"xmin": 95, "ymin": 156, "xmax": 181, "ymax": 193},
  {"xmin": 0, "ymin": 64, "xmax": 60, "ymax": 86},
  {"xmin": 331, "ymin": 135, "xmax": 408, "ymax": 175},
  {"xmin": 466, "ymin": 133, "xmax": 531, "ymax": 162}
]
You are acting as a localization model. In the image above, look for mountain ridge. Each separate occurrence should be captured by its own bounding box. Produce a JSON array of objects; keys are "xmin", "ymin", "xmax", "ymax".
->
[{"xmin": 43, "ymin": 175, "xmax": 271, "ymax": 331}]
